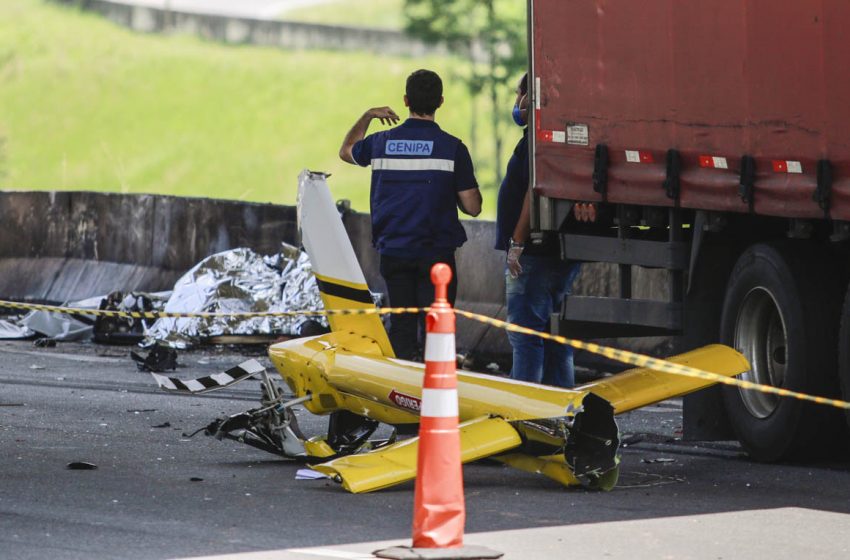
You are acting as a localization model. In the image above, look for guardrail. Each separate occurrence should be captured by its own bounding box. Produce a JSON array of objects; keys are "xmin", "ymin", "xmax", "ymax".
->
[{"xmin": 51, "ymin": 0, "xmax": 449, "ymax": 58}]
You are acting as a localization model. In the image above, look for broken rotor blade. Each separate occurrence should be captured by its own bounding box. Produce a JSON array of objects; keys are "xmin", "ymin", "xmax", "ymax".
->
[{"xmin": 150, "ymin": 359, "xmax": 265, "ymax": 394}]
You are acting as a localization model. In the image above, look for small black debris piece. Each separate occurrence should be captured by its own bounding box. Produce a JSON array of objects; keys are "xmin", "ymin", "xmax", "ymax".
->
[
  {"xmin": 182, "ymin": 426, "xmax": 206, "ymax": 438},
  {"xmin": 33, "ymin": 338, "xmax": 56, "ymax": 348},
  {"xmin": 298, "ymin": 319, "xmax": 330, "ymax": 338},
  {"xmin": 151, "ymin": 422, "xmax": 171, "ymax": 429},
  {"xmin": 67, "ymin": 461, "xmax": 98, "ymax": 470},
  {"xmin": 94, "ymin": 291, "xmax": 156, "ymax": 345},
  {"xmin": 189, "ymin": 477, "xmax": 204, "ymax": 482},
  {"xmin": 131, "ymin": 344, "xmax": 178, "ymax": 373},
  {"xmin": 642, "ymin": 457, "xmax": 676, "ymax": 464}
]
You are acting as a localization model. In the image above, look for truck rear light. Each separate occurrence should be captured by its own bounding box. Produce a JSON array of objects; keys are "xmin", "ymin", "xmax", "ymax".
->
[
  {"xmin": 699, "ymin": 155, "xmax": 729, "ymax": 169},
  {"xmin": 574, "ymin": 203, "xmax": 597, "ymax": 223},
  {"xmin": 534, "ymin": 107, "xmax": 566, "ymax": 144},
  {"xmin": 625, "ymin": 150, "xmax": 655, "ymax": 164},
  {"xmin": 772, "ymin": 160, "xmax": 803, "ymax": 174},
  {"xmin": 537, "ymin": 129, "xmax": 566, "ymax": 143}
]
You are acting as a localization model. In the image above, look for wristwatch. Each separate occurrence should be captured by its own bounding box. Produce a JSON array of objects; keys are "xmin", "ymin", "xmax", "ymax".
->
[{"xmin": 509, "ymin": 238, "xmax": 525, "ymax": 249}]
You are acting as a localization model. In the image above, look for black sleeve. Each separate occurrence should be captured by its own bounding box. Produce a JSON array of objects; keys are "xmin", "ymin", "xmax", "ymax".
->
[
  {"xmin": 351, "ymin": 135, "xmax": 374, "ymax": 167},
  {"xmin": 453, "ymin": 142, "xmax": 479, "ymax": 192}
]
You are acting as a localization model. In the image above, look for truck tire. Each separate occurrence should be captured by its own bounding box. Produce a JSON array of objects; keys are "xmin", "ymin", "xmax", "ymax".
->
[
  {"xmin": 682, "ymin": 238, "xmax": 740, "ymax": 441},
  {"xmin": 720, "ymin": 242, "xmax": 844, "ymax": 461},
  {"xmin": 836, "ymin": 284, "xmax": 850, "ymax": 430}
]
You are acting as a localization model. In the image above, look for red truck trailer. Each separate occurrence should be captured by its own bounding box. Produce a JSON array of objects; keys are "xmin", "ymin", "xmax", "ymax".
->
[{"xmin": 527, "ymin": 0, "xmax": 850, "ymax": 460}]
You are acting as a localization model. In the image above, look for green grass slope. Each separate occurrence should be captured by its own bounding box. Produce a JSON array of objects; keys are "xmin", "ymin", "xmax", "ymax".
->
[{"xmin": 0, "ymin": 0, "xmax": 506, "ymax": 215}]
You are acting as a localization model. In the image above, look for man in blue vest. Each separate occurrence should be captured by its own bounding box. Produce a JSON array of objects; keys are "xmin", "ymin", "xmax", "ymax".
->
[{"xmin": 339, "ymin": 69, "xmax": 482, "ymax": 360}]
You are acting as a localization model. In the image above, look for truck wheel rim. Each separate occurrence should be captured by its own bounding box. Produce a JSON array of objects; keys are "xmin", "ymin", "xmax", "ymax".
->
[{"xmin": 733, "ymin": 287, "xmax": 787, "ymax": 419}]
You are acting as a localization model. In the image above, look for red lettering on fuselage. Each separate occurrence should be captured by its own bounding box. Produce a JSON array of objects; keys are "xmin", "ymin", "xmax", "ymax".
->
[{"xmin": 388, "ymin": 389, "xmax": 421, "ymax": 413}]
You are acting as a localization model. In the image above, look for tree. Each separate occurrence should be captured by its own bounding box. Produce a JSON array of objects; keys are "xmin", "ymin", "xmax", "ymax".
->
[{"xmin": 404, "ymin": 0, "xmax": 526, "ymax": 186}]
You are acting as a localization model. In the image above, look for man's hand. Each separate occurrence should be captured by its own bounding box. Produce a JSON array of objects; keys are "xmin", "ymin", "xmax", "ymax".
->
[
  {"xmin": 340, "ymin": 106, "xmax": 401, "ymax": 164},
  {"xmin": 368, "ymin": 106, "xmax": 400, "ymax": 126},
  {"xmin": 507, "ymin": 243, "xmax": 524, "ymax": 279}
]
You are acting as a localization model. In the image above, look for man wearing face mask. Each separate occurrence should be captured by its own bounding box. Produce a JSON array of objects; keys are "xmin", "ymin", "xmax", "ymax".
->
[{"xmin": 495, "ymin": 72, "xmax": 582, "ymax": 388}]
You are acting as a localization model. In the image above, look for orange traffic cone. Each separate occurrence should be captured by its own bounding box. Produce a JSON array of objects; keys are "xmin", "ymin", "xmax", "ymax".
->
[
  {"xmin": 413, "ymin": 263, "xmax": 465, "ymax": 548},
  {"xmin": 375, "ymin": 264, "xmax": 502, "ymax": 560}
]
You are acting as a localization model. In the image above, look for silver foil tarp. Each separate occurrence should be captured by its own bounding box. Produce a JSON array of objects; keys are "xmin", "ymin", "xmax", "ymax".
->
[
  {"xmin": 0, "ymin": 318, "xmax": 34, "ymax": 339},
  {"xmin": 143, "ymin": 245, "xmax": 325, "ymax": 349}
]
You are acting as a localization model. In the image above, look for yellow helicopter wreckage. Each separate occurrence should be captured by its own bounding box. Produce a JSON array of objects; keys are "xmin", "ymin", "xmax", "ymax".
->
[{"xmin": 150, "ymin": 171, "xmax": 749, "ymax": 493}]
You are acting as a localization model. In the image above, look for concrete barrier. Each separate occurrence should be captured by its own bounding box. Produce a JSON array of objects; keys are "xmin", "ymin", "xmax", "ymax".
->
[
  {"xmin": 0, "ymin": 190, "xmax": 674, "ymax": 362},
  {"xmin": 0, "ymin": 191, "xmax": 297, "ymax": 299},
  {"xmin": 0, "ymin": 191, "xmax": 510, "ymax": 358}
]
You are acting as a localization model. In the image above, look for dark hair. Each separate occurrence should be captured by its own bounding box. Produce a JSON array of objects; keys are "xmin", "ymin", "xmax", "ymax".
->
[
  {"xmin": 406, "ymin": 69, "xmax": 443, "ymax": 116},
  {"xmin": 518, "ymin": 72, "xmax": 528, "ymax": 95}
]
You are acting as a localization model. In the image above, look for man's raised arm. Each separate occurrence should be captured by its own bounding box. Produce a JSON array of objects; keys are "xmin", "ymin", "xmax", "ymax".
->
[{"xmin": 339, "ymin": 107, "xmax": 399, "ymax": 164}]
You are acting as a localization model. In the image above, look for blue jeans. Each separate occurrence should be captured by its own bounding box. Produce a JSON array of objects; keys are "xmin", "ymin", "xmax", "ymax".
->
[{"xmin": 506, "ymin": 256, "xmax": 581, "ymax": 388}]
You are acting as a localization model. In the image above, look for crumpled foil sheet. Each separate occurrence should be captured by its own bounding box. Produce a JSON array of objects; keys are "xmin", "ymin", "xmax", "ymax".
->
[
  {"xmin": 143, "ymin": 245, "xmax": 325, "ymax": 349},
  {"xmin": 0, "ymin": 317, "xmax": 34, "ymax": 339},
  {"xmin": 15, "ymin": 294, "xmax": 105, "ymax": 341}
]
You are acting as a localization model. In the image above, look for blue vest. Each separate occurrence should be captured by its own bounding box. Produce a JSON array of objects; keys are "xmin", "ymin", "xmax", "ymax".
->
[{"xmin": 369, "ymin": 122, "xmax": 467, "ymax": 256}]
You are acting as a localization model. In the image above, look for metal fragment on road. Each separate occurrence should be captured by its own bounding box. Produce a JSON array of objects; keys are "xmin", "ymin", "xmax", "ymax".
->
[
  {"xmin": 149, "ymin": 359, "xmax": 264, "ymax": 394},
  {"xmin": 131, "ymin": 344, "xmax": 178, "ymax": 373},
  {"xmin": 296, "ymin": 468, "xmax": 328, "ymax": 480},
  {"xmin": 20, "ymin": 294, "xmax": 103, "ymax": 342}
]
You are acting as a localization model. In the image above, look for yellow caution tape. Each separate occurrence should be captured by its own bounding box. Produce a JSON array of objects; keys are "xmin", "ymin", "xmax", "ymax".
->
[
  {"xmin": 0, "ymin": 299, "xmax": 422, "ymax": 320},
  {"xmin": 3, "ymin": 298, "xmax": 849, "ymax": 411},
  {"xmin": 454, "ymin": 309, "xmax": 850, "ymax": 412}
]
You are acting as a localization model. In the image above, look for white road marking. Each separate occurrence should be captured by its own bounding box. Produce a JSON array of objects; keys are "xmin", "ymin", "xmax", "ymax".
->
[
  {"xmin": 286, "ymin": 549, "xmax": 374, "ymax": 559},
  {"xmin": 4, "ymin": 349, "xmax": 125, "ymax": 364}
]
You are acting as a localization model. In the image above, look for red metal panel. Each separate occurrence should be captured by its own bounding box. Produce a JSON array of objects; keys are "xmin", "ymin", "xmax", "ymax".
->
[
  {"xmin": 823, "ymin": 0, "xmax": 850, "ymax": 219},
  {"xmin": 532, "ymin": 0, "xmax": 850, "ymax": 220}
]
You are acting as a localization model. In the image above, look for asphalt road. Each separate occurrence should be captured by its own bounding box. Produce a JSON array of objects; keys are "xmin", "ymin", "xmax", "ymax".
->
[{"xmin": 2, "ymin": 340, "xmax": 850, "ymax": 559}]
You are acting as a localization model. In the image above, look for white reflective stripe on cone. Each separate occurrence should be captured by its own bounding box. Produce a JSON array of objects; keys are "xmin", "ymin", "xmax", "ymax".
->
[
  {"xmin": 371, "ymin": 158, "xmax": 455, "ymax": 172},
  {"xmin": 424, "ymin": 333, "xmax": 456, "ymax": 362},
  {"xmin": 421, "ymin": 388, "xmax": 459, "ymax": 418}
]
